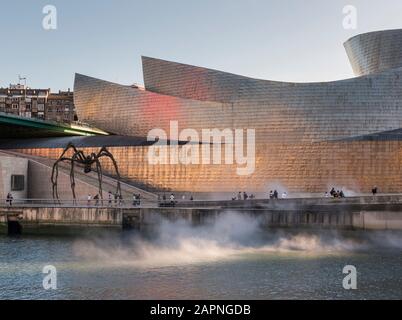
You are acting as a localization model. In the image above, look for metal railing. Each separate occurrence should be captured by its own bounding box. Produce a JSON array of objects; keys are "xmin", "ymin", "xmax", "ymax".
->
[
  {"xmin": 0, "ymin": 198, "xmax": 205, "ymax": 208},
  {"xmin": 0, "ymin": 198, "xmax": 148, "ymax": 208}
]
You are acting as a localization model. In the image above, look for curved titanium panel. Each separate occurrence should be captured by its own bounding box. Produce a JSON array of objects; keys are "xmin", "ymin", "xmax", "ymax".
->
[
  {"xmin": 76, "ymin": 66, "xmax": 402, "ymax": 144},
  {"xmin": 68, "ymin": 31, "xmax": 402, "ymax": 193},
  {"xmin": 344, "ymin": 29, "xmax": 402, "ymax": 76},
  {"xmin": 14, "ymin": 139, "xmax": 402, "ymax": 194}
]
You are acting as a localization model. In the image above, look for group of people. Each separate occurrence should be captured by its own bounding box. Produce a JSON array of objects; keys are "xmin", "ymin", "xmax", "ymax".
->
[
  {"xmin": 158, "ymin": 193, "xmax": 194, "ymax": 206},
  {"xmin": 86, "ymin": 192, "xmax": 117, "ymax": 206},
  {"xmin": 159, "ymin": 193, "xmax": 176, "ymax": 206},
  {"xmin": 85, "ymin": 192, "xmax": 137, "ymax": 207},
  {"xmin": 132, "ymin": 194, "xmax": 141, "ymax": 206},
  {"xmin": 232, "ymin": 192, "xmax": 256, "ymax": 201},
  {"xmin": 269, "ymin": 190, "xmax": 287, "ymax": 199},
  {"xmin": 326, "ymin": 188, "xmax": 345, "ymax": 198},
  {"xmin": 231, "ymin": 190, "xmax": 288, "ymax": 201},
  {"xmin": 107, "ymin": 191, "xmax": 123, "ymax": 206}
]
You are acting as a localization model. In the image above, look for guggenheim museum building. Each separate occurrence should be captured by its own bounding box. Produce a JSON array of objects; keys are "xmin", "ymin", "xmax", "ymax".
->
[{"xmin": 6, "ymin": 29, "xmax": 402, "ymax": 195}]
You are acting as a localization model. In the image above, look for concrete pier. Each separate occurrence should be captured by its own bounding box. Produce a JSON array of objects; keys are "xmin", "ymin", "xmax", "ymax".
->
[
  {"xmin": 1, "ymin": 196, "xmax": 402, "ymax": 235},
  {"xmin": 0, "ymin": 207, "xmax": 122, "ymax": 235}
]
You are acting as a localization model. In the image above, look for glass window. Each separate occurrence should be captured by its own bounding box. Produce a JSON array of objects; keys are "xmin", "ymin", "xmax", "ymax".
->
[{"xmin": 11, "ymin": 175, "xmax": 25, "ymax": 191}]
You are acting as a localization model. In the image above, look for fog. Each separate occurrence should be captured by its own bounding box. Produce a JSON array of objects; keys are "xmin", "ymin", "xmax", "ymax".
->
[{"xmin": 73, "ymin": 212, "xmax": 402, "ymax": 268}]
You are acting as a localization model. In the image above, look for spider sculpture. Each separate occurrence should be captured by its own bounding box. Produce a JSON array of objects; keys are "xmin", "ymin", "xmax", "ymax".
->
[{"xmin": 51, "ymin": 142, "xmax": 121, "ymax": 202}]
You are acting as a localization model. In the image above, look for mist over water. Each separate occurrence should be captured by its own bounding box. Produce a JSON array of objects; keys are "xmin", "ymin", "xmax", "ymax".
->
[
  {"xmin": 72, "ymin": 213, "xmax": 402, "ymax": 268},
  {"xmin": 1, "ymin": 212, "xmax": 402, "ymax": 299}
]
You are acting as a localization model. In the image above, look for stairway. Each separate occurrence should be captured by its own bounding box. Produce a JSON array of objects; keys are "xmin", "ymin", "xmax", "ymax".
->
[{"xmin": 0, "ymin": 150, "xmax": 158, "ymax": 202}]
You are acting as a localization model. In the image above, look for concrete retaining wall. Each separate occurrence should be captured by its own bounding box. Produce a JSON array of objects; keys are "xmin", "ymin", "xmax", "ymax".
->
[
  {"xmin": 0, "ymin": 207, "xmax": 122, "ymax": 235},
  {"xmin": 1, "ymin": 201, "xmax": 402, "ymax": 235},
  {"xmin": 0, "ymin": 155, "xmax": 28, "ymax": 200},
  {"xmin": 122, "ymin": 206, "xmax": 402, "ymax": 231}
]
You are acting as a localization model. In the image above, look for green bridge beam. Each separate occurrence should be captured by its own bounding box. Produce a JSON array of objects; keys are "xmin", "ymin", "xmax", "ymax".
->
[{"xmin": 0, "ymin": 113, "xmax": 109, "ymax": 137}]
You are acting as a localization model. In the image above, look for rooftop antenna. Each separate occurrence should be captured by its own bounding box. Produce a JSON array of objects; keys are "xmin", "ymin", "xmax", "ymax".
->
[{"xmin": 18, "ymin": 75, "xmax": 27, "ymax": 87}]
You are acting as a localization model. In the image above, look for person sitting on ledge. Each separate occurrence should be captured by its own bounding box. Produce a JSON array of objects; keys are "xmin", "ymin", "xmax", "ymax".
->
[{"xmin": 340, "ymin": 190, "xmax": 345, "ymax": 198}]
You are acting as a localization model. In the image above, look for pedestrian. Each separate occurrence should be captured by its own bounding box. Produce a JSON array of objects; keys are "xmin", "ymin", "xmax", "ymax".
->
[
  {"xmin": 170, "ymin": 193, "xmax": 175, "ymax": 206},
  {"xmin": 108, "ymin": 191, "xmax": 112, "ymax": 206},
  {"xmin": 269, "ymin": 190, "xmax": 273, "ymax": 199},
  {"xmin": 87, "ymin": 194, "xmax": 92, "ymax": 206},
  {"xmin": 274, "ymin": 190, "xmax": 278, "ymax": 199},
  {"xmin": 133, "ymin": 193, "xmax": 137, "ymax": 206},
  {"xmin": 282, "ymin": 192, "xmax": 287, "ymax": 199},
  {"xmin": 243, "ymin": 192, "xmax": 248, "ymax": 200},
  {"xmin": 237, "ymin": 192, "xmax": 242, "ymax": 200},
  {"xmin": 6, "ymin": 192, "xmax": 13, "ymax": 206},
  {"xmin": 372, "ymin": 186, "xmax": 378, "ymax": 196},
  {"xmin": 94, "ymin": 194, "xmax": 99, "ymax": 206}
]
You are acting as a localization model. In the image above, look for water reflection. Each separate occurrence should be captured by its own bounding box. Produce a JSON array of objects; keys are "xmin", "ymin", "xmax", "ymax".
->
[{"xmin": 1, "ymin": 213, "xmax": 402, "ymax": 300}]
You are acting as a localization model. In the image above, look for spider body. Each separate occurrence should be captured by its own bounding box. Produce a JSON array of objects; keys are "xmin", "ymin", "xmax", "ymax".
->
[{"xmin": 51, "ymin": 142, "xmax": 121, "ymax": 202}]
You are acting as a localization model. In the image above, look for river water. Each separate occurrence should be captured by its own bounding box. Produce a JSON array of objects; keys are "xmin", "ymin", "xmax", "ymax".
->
[{"xmin": 1, "ymin": 213, "xmax": 401, "ymax": 300}]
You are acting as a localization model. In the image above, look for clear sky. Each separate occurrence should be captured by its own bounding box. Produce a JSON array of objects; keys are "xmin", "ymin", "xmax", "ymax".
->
[{"xmin": 1, "ymin": 0, "xmax": 402, "ymax": 91}]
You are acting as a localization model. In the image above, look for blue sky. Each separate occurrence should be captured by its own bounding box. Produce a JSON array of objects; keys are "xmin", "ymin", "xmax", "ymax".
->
[{"xmin": 1, "ymin": 0, "xmax": 402, "ymax": 91}]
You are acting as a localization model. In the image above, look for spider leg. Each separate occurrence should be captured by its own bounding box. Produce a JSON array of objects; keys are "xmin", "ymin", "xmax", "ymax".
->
[
  {"xmin": 51, "ymin": 143, "xmax": 79, "ymax": 193},
  {"xmin": 95, "ymin": 158, "xmax": 104, "ymax": 204},
  {"xmin": 98, "ymin": 147, "xmax": 121, "ymax": 199},
  {"xmin": 77, "ymin": 151, "xmax": 86, "ymax": 162},
  {"xmin": 70, "ymin": 154, "xmax": 77, "ymax": 203},
  {"xmin": 51, "ymin": 161, "xmax": 60, "ymax": 203},
  {"xmin": 61, "ymin": 143, "xmax": 80, "ymax": 160}
]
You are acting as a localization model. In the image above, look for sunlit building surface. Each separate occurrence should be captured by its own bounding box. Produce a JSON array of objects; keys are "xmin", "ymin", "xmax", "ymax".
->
[{"xmin": 6, "ymin": 29, "xmax": 402, "ymax": 194}]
